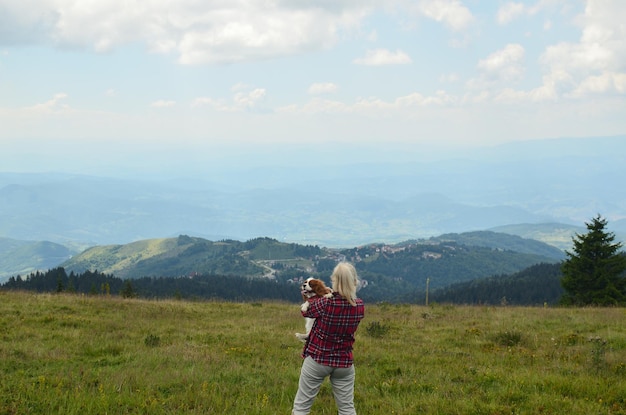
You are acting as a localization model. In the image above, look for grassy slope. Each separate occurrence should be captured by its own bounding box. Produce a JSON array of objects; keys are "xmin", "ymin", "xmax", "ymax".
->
[
  {"xmin": 61, "ymin": 237, "xmax": 273, "ymax": 278},
  {"xmin": 1, "ymin": 291, "xmax": 625, "ymax": 414},
  {"xmin": 62, "ymin": 238, "xmax": 173, "ymax": 275}
]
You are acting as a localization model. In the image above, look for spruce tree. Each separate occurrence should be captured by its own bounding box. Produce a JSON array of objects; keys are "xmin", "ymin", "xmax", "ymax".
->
[{"xmin": 561, "ymin": 215, "xmax": 626, "ymax": 306}]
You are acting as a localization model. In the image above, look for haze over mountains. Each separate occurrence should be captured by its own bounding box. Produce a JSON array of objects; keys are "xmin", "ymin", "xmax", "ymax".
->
[{"xmin": 1, "ymin": 136, "xmax": 624, "ymax": 254}]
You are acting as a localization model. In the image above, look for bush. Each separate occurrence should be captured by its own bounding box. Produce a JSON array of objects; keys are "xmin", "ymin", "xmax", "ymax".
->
[
  {"xmin": 144, "ymin": 334, "xmax": 161, "ymax": 347},
  {"xmin": 366, "ymin": 321, "xmax": 390, "ymax": 338},
  {"xmin": 492, "ymin": 330, "xmax": 523, "ymax": 347}
]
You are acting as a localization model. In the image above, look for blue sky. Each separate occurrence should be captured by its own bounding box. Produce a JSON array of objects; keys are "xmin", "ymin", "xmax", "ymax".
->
[{"xmin": 1, "ymin": 0, "xmax": 625, "ymax": 174}]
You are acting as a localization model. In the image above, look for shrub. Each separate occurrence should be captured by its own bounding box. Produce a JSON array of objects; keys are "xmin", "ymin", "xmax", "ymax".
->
[
  {"xmin": 492, "ymin": 330, "xmax": 523, "ymax": 347},
  {"xmin": 144, "ymin": 334, "xmax": 161, "ymax": 347},
  {"xmin": 366, "ymin": 321, "xmax": 390, "ymax": 338}
]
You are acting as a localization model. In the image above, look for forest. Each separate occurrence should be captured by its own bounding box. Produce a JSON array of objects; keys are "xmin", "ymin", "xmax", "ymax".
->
[{"xmin": 1, "ymin": 262, "xmax": 565, "ymax": 305}]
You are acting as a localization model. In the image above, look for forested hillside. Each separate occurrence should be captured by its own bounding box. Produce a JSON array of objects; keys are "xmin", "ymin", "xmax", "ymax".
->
[
  {"xmin": 57, "ymin": 233, "xmax": 562, "ymax": 291},
  {"xmin": 345, "ymin": 240, "xmax": 559, "ymax": 291},
  {"xmin": 61, "ymin": 236, "xmax": 323, "ymax": 279},
  {"xmin": 1, "ymin": 231, "xmax": 568, "ymax": 304},
  {"xmin": 425, "ymin": 263, "xmax": 563, "ymax": 305}
]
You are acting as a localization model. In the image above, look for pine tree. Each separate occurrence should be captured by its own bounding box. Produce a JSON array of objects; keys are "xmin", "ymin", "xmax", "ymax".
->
[
  {"xmin": 560, "ymin": 215, "xmax": 626, "ymax": 306},
  {"xmin": 121, "ymin": 280, "xmax": 137, "ymax": 298}
]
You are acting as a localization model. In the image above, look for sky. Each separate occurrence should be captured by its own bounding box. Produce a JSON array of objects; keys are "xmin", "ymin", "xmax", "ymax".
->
[{"xmin": 1, "ymin": 0, "xmax": 625, "ymax": 174}]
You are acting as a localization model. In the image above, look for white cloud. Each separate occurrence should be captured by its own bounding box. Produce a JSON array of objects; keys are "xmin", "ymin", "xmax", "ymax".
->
[
  {"xmin": 353, "ymin": 49, "xmax": 412, "ymax": 66},
  {"xmin": 417, "ymin": 0, "xmax": 474, "ymax": 31},
  {"xmin": 278, "ymin": 89, "xmax": 457, "ymax": 115},
  {"xmin": 308, "ymin": 83, "xmax": 338, "ymax": 95},
  {"xmin": 569, "ymin": 72, "xmax": 626, "ymax": 97},
  {"xmin": 496, "ymin": 1, "xmax": 571, "ymax": 26},
  {"xmin": 151, "ymin": 100, "xmax": 176, "ymax": 108},
  {"xmin": 0, "ymin": 0, "xmax": 370, "ymax": 64},
  {"xmin": 543, "ymin": 19, "xmax": 553, "ymax": 31},
  {"xmin": 25, "ymin": 93, "xmax": 70, "ymax": 112},
  {"xmin": 469, "ymin": 0, "xmax": 626, "ymax": 104},
  {"xmin": 231, "ymin": 83, "xmax": 251, "ymax": 92},
  {"xmin": 539, "ymin": 0, "xmax": 626, "ymax": 97},
  {"xmin": 176, "ymin": 10, "xmax": 340, "ymax": 65},
  {"xmin": 0, "ymin": 1, "xmax": 477, "ymax": 66},
  {"xmin": 192, "ymin": 87, "xmax": 266, "ymax": 111},
  {"xmin": 477, "ymin": 43, "xmax": 525, "ymax": 82},
  {"xmin": 191, "ymin": 97, "xmax": 230, "ymax": 111},
  {"xmin": 234, "ymin": 88, "xmax": 266, "ymax": 109},
  {"xmin": 497, "ymin": 2, "xmax": 525, "ymax": 25}
]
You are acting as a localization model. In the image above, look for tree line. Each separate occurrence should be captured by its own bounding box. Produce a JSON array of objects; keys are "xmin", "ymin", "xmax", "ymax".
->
[{"xmin": 1, "ymin": 268, "xmax": 302, "ymax": 303}]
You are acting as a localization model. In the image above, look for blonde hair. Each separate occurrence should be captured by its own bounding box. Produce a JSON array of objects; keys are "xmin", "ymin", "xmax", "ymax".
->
[{"xmin": 331, "ymin": 262, "xmax": 359, "ymax": 306}]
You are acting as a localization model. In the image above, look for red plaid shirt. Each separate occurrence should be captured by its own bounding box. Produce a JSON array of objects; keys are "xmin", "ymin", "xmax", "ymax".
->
[{"xmin": 301, "ymin": 292, "xmax": 365, "ymax": 368}]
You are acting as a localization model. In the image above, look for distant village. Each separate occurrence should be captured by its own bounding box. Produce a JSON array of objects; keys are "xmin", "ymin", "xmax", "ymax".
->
[{"xmin": 282, "ymin": 241, "xmax": 450, "ymax": 291}]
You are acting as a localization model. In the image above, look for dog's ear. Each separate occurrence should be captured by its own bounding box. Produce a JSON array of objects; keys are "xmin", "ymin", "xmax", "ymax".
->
[
  {"xmin": 310, "ymin": 279, "xmax": 331, "ymax": 296},
  {"xmin": 308, "ymin": 279, "xmax": 320, "ymax": 293}
]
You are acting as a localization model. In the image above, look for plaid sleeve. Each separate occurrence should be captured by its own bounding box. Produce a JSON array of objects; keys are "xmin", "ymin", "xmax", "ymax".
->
[{"xmin": 302, "ymin": 296, "xmax": 330, "ymax": 318}]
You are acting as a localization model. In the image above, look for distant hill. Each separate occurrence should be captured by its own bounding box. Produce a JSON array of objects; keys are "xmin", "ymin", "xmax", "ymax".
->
[
  {"xmin": 60, "ymin": 236, "xmax": 323, "ymax": 279},
  {"xmin": 428, "ymin": 230, "xmax": 566, "ymax": 260},
  {"xmin": 4, "ymin": 231, "xmax": 566, "ymax": 303},
  {"xmin": 489, "ymin": 223, "xmax": 583, "ymax": 251},
  {"xmin": 9, "ymin": 231, "xmax": 563, "ymax": 294},
  {"xmin": 349, "ymin": 236, "xmax": 561, "ymax": 296},
  {"xmin": 490, "ymin": 222, "xmax": 626, "ymax": 252},
  {"xmin": 0, "ymin": 237, "xmax": 76, "ymax": 281}
]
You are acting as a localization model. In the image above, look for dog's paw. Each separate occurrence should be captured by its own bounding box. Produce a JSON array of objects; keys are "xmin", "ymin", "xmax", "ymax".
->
[
  {"xmin": 323, "ymin": 292, "xmax": 333, "ymax": 299},
  {"xmin": 295, "ymin": 333, "xmax": 308, "ymax": 343},
  {"xmin": 301, "ymin": 302, "xmax": 310, "ymax": 312}
]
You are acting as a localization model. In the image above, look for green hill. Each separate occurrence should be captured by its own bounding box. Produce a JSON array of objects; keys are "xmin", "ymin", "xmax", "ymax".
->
[
  {"xmin": 5, "ymin": 230, "xmax": 565, "ymax": 304},
  {"xmin": 346, "ymin": 239, "xmax": 561, "ymax": 297},
  {"xmin": 61, "ymin": 236, "xmax": 323, "ymax": 279},
  {"xmin": 0, "ymin": 230, "xmax": 560, "ymax": 304}
]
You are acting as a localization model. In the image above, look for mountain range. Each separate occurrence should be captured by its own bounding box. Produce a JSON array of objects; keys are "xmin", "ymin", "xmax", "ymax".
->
[
  {"xmin": 1, "ymin": 228, "xmax": 569, "ymax": 283},
  {"xmin": 2, "ymin": 136, "xmax": 625, "ymax": 247},
  {"xmin": 1, "ymin": 231, "xmax": 560, "ymax": 295},
  {"xmin": 1, "ymin": 136, "xmax": 625, "ymax": 282}
]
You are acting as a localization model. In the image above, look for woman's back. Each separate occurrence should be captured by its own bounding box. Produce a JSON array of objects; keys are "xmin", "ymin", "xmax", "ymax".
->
[{"xmin": 303, "ymin": 293, "xmax": 365, "ymax": 368}]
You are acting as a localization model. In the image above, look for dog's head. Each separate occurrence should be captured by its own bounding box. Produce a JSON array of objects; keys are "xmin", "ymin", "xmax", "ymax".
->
[{"xmin": 301, "ymin": 277, "xmax": 332, "ymax": 298}]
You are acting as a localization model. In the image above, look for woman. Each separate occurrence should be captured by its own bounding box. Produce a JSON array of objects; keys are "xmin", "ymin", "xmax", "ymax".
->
[{"xmin": 292, "ymin": 262, "xmax": 365, "ymax": 415}]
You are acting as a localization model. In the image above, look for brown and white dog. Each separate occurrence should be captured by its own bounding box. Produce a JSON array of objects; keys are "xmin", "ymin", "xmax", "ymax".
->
[{"xmin": 295, "ymin": 277, "xmax": 333, "ymax": 342}]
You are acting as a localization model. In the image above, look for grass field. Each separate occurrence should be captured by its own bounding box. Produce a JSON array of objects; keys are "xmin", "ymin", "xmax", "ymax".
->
[{"xmin": 1, "ymin": 291, "xmax": 625, "ymax": 414}]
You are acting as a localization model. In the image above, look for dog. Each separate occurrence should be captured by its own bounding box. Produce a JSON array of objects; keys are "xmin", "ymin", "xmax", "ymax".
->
[{"xmin": 295, "ymin": 277, "xmax": 333, "ymax": 342}]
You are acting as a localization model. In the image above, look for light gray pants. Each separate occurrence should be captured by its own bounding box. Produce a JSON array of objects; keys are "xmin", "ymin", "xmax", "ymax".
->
[{"xmin": 292, "ymin": 356, "xmax": 356, "ymax": 415}]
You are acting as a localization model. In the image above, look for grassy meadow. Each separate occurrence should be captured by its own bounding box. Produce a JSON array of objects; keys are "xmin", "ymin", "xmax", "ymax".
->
[{"xmin": 1, "ymin": 291, "xmax": 625, "ymax": 415}]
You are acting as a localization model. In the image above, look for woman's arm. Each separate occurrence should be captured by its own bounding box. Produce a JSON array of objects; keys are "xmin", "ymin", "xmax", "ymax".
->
[{"xmin": 301, "ymin": 295, "xmax": 330, "ymax": 318}]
